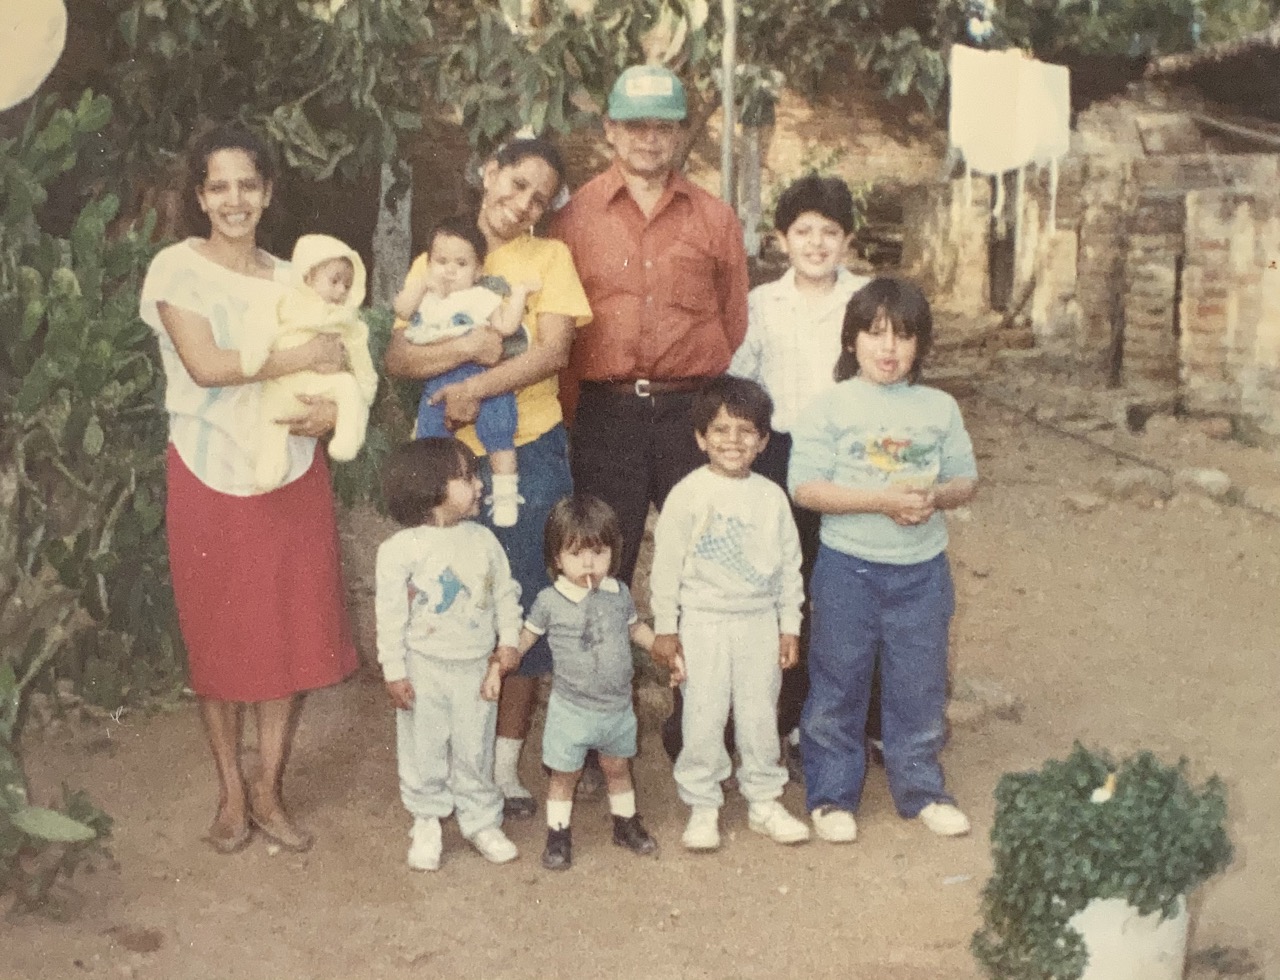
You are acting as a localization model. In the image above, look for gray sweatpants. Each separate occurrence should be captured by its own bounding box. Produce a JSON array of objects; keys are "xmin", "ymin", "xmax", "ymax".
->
[
  {"xmin": 673, "ymin": 608, "xmax": 788, "ymax": 809},
  {"xmin": 397, "ymin": 654, "xmax": 503, "ymax": 838}
]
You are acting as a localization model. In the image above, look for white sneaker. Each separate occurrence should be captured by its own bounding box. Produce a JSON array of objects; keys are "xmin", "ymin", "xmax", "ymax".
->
[
  {"xmin": 917, "ymin": 802, "xmax": 971, "ymax": 837},
  {"xmin": 490, "ymin": 494, "xmax": 520, "ymax": 528},
  {"xmin": 748, "ymin": 800, "xmax": 811, "ymax": 844},
  {"xmin": 811, "ymin": 806, "xmax": 858, "ymax": 843},
  {"xmin": 489, "ymin": 474, "xmax": 521, "ymax": 528},
  {"xmin": 407, "ymin": 817, "xmax": 442, "ymax": 872},
  {"xmin": 681, "ymin": 807, "xmax": 721, "ymax": 851},
  {"xmin": 469, "ymin": 825, "xmax": 519, "ymax": 864}
]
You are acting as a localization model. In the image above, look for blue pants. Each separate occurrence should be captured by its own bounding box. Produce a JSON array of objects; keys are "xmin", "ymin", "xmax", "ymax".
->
[
  {"xmin": 417, "ymin": 362, "xmax": 517, "ymax": 453},
  {"xmin": 475, "ymin": 424, "xmax": 573, "ymax": 676},
  {"xmin": 801, "ymin": 546, "xmax": 955, "ymax": 818}
]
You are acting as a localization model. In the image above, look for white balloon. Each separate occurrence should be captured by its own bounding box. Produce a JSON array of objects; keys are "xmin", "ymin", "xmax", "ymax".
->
[{"xmin": 0, "ymin": 0, "xmax": 69, "ymax": 112}]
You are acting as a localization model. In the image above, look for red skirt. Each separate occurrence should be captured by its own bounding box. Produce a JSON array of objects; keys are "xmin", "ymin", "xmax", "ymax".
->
[{"xmin": 166, "ymin": 444, "xmax": 358, "ymax": 702}]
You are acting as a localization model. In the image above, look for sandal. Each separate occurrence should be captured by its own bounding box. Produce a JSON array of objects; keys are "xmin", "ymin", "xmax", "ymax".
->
[
  {"xmin": 204, "ymin": 818, "xmax": 252, "ymax": 855},
  {"xmin": 248, "ymin": 807, "xmax": 313, "ymax": 853}
]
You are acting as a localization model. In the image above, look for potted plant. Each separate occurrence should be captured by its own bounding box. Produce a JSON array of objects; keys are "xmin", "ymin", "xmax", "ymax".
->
[{"xmin": 972, "ymin": 742, "xmax": 1232, "ymax": 980}]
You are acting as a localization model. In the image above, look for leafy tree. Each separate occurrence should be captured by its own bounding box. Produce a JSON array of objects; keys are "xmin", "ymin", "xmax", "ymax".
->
[
  {"xmin": 993, "ymin": 0, "xmax": 1280, "ymax": 58},
  {"xmin": 91, "ymin": 0, "xmax": 430, "ymax": 188}
]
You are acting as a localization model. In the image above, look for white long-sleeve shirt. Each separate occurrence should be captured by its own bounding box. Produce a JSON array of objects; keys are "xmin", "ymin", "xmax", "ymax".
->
[
  {"xmin": 375, "ymin": 521, "xmax": 522, "ymax": 682},
  {"xmin": 729, "ymin": 267, "xmax": 869, "ymax": 433},
  {"xmin": 649, "ymin": 467, "xmax": 803, "ymax": 636}
]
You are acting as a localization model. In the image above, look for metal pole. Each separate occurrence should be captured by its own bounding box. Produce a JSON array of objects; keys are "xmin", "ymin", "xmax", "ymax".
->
[{"xmin": 719, "ymin": 0, "xmax": 736, "ymax": 203}]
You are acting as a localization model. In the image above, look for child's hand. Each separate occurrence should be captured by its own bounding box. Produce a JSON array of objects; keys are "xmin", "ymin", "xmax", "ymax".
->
[
  {"xmin": 667, "ymin": 652, "xmax": 687, "ymax": 687},
  {"xmin": 385, "ymin": 678, "xmax": 415, "ymax": 711},
  {"xmin": 515, "ymin": 276, "xmax": 542, "ymax": 295},
  {"xmin": 480, "ymin": 663, "xmax": 503, "ymax": 702},
  {"xmin": 779, "ymin": 634, "xmax": 800, "ymax": 670},
  {"xmin": 881, "ymin": 486, "xmax": 936, "ymax": 527},
  {"xmin": 492, "ymin": 645, "xmax": 522, "ymax": 674},
  {"xmin": 651, "ymin": 634, "xmax": 684, "ymax": 683},
  {"xmin": 393, "ymin": 267, "xmax": 433, "ymax": 320}
]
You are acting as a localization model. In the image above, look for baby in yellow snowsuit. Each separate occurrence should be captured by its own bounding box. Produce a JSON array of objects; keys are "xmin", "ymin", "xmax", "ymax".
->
[{"xmin": 241, "ymin": 234, "xmax": 378, "ymax": 490}]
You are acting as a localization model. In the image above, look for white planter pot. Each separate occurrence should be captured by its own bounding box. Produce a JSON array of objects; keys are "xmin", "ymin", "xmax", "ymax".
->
[{"xmin": 1068, "ymin": 896, "xmax": 1188, "ymax": 980}]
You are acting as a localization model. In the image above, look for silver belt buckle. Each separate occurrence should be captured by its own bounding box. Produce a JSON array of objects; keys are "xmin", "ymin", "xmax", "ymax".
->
[{"xmin": 634, "ymin": 378, "xmax": 652, "ymax": 398}]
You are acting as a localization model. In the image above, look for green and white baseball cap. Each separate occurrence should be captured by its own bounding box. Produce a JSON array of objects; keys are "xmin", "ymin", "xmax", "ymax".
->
[{"xmin": 607, "ymin": 65, "xmax": 687, "ymax": 122}]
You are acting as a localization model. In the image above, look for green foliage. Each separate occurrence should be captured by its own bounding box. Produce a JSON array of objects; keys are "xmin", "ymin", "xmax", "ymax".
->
[
  {"xmin": 429, "ymin": 0, "xmax": 958, "ymax": 154},
  {"xmin": 329, "ymin": 306, "xmax": 417, "ymax": 510},
  {"xmin": 88, "ymin": 0, "xmax": 431, "ymax": 190},
  {"xmin": 972, "ymin": 743, "xmax": 1233, "ymax": 980},
  {"xmin": 0, "ymin": 93, "xmax": 165, "ymax": 909},
  {"xmin": 993, "ymin": 0, "xmax": 1280, "ymax": 58}
]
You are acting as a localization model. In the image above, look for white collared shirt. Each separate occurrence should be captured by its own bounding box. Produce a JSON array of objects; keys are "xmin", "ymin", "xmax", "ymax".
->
[{"xmin": 729, "ymin": 267, "xmax": 869, "ymax": 433}]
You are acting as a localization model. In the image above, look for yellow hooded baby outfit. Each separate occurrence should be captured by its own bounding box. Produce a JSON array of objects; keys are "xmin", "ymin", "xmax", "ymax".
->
[{"xmin": 241, "ymin": 234, "xmax": 378, "ymax": 490}]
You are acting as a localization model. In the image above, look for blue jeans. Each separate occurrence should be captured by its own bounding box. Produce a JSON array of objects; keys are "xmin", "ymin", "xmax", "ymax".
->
[
  {"xmin": 417, "ymin": 362, "xmax": 517, "ymax": 453},
  {"xmin": 475, "ymin": 424, "xmax": 572, "ymax": 676},
  {"xmin": 801, "ymin": 546, "xmax": 955, "ymax": 818}
]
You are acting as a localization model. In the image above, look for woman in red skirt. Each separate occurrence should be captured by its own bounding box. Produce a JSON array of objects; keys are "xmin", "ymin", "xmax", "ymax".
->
[{"xmin": 140, "ymin": 125, "xmax": 358, "ymax": 853}]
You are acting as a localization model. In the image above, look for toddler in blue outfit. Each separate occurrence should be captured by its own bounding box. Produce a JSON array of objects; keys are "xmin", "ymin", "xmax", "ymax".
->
[{"xmin": 393, "ymin": 216, "xmax": 539, "ymax": 526}]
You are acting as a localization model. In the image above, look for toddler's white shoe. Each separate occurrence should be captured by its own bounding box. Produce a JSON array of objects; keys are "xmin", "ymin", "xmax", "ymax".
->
[
  {"xmin": 811, "ymin": 805, "xmax": 858, "ymax": 843},
  {"xmin": 407, "ymin": 817, "xmax": 442, "ymax": 872},
  {"xmin": 489, "ymin": 474, "xmax": 521, "ymax": 528},
  {"xmin": 681, "ymin": 807, "xmax": 721, "ymax": 851},
  {"xmin": 748, "ymin": 800, "xmax": 811, "ymax": 844},
  {"xmin": 917, "ymin": 802, "xmax": 971, "ymax": 837},
  {"xmin": 469, "ymin": 825, "xmax": 519, "ymax": 864}
]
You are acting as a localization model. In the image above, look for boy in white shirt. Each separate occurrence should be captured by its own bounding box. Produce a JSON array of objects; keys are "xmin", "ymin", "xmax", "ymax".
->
[
  {"xmin": 649, "ymin": 377, "xmax": 810, "ymax": 851},
  {"xmin": 729, "ymin": 174, "xmax": 874, "ymax": 769}
]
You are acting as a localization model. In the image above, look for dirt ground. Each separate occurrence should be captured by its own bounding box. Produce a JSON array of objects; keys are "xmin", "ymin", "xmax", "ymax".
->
[{"xmin": 8, "ymin": 368, "xmax": 1280, "ymax": 980}]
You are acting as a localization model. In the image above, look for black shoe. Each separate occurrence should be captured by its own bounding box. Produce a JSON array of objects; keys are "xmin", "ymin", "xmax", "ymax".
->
[
  {"xmin": 541, "ymin": 827, "xmax": 572, "ymax": 870},
  {"xmin": 612, "ymin": 814, "xmax": 657, "ymax": 855}
]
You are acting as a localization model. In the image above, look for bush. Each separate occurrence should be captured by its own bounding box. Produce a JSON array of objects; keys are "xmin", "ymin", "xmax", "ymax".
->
[
  {"xmin": 1, "ymin": 90, "xmax": 177, "ymax": 910},
  {"xmin": 972, "ymin": 743, "xmax": 1232, "ymax": 980}
]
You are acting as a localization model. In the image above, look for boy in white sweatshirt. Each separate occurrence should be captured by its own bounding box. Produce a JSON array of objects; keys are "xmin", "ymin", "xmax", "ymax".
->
[{"xmin": 649, "ymin": 377, "xmax": 810, "ymax": 851}]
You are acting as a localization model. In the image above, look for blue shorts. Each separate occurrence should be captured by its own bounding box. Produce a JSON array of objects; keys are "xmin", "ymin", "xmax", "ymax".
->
[{"xmin": 541, "ymin": 693, "xmax": 637, "ymax": 772}]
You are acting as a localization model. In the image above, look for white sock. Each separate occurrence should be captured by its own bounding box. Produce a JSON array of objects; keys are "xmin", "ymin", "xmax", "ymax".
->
[
  {"xmin": 546, "ymin": 799, "xmax": 573, "ymax": 830},
  {"xmin": 609, "ymin": 790, "xmax": 636, "ymax": 819},
  {"xmin": 494, "ymin": 737, "xmax": 530, "ymax": 798}
]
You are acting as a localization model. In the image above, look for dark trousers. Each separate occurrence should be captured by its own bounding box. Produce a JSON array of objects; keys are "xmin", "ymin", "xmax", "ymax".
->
[
  {"xmin": 569, "ymin": 383, "xmax": 706, "ymax": 582},
  {"xmin": 570, "ymin": 381, "xmax": 709, "ymax": 762}
]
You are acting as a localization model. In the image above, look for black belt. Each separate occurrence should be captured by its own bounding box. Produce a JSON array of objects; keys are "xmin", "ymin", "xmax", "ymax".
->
[{"xmin": 584, "ymin": 377, "xmax": 711, "ymax": 398}]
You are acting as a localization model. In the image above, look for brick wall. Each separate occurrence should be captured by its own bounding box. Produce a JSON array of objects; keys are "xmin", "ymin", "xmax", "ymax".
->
[{"xmin": 1182, "ymin": 189, "xmax": 1280, "ymax": 435}]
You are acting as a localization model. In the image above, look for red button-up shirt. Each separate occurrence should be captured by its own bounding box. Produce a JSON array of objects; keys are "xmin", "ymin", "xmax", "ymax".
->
[{"xmin": 550, "ymin": 162, "xmax": 749, "ymax": 421}]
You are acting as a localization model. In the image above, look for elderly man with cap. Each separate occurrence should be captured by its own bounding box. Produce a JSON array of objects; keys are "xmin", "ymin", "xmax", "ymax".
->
[
  {"xmin": 551, "ymin": 64, "xmax": 750, "ymax": 764},
  {"xmin": 552, "ymin": 64, "xmax": 750, "ymax": 586}
]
